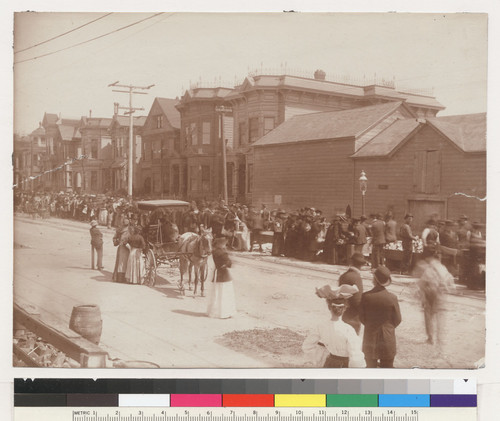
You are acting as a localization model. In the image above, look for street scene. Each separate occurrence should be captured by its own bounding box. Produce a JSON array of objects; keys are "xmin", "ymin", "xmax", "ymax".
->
[{"xmin": 13, "ymin": 13, "xmax": 487, "ymax": 369}]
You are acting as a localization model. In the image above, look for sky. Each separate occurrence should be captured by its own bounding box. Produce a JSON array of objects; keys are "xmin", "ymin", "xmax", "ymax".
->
[{"xmin": 12, "ymin": 12, "xmax": 488, "ymax": 135}]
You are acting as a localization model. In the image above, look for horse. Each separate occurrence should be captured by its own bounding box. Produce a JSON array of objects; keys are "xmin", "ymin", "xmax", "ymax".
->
[{"xmin": 178, "ymin": 228, "xmax": 213, "ymax": 296}]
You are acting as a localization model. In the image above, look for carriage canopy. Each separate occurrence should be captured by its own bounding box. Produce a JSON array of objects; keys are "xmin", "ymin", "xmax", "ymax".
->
[{"xmin": 136, "ymin": 199, "xmax": 190, "ymax": 211}]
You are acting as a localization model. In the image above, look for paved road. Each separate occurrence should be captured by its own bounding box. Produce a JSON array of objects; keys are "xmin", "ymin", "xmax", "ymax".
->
[{"xmin": 14, "ymin": 215, "xmax": 485, "ymax": 368}]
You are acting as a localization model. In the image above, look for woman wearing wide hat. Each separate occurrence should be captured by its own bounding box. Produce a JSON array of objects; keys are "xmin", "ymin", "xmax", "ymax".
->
[
  {"xmin": 302, "ymin": 284, "xmax": 365, "ymax": 368},
  {"xmin": 207, "ymin": 236, "xmax": 236, "ymax": 318},
  {"xmin": 359, "ymin": 266, "xmax": 402, "ymax": 368}
]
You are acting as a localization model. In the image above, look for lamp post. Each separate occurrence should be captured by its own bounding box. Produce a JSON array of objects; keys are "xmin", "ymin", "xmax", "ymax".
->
[{"xmin": 359, "ymin": 170, "xmax": 368, "ymax": 216}]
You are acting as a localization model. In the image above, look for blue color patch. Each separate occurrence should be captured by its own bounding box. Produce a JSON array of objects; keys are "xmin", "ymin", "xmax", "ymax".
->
[{"xmin": 379, "ymin": 394, "xmax": 430, "ymax": 407}]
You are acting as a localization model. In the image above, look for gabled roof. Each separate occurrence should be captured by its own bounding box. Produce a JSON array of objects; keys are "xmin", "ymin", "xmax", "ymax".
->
[
  {"xmin": 42, "ymin": 113, "xmax": 59, "ymax": 126},
  {"xmin": 351, "ymin": 119, "xmax": 422, "ymax": 158},
  {"xmin": 253, "ymin": 101, "xmax": 404, "ymax": 147},
  {"xmin": 113, "ymin": 115, "xmax": 147, "ymax": 128},
  {"xmin": 427, "ymin": 113, "xmax": 486, "ymax": 152},
  {"xmin": 156, "ymin": 98, "xmax": 181, "ymax": 129},
  {"xmin": 58, "ymin": 124, "xmax": 81, "ymax": 141},
  {"xmin": 30, "ymin": 125, "xmax": 46, "ymax": 136},
  {"xmin": 80, "ymin": 117, "xmax": 113, "ymax": 129}
]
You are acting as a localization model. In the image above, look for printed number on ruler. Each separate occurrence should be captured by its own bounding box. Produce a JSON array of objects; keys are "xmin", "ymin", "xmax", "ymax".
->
[{"xmin": 65, "ymin": 407, "xmax": 475, "ymax": 421}]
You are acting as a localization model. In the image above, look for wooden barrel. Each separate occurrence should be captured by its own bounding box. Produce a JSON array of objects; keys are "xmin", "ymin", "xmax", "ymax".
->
[{"xmin": 69, "ymin": 305, "xmax": 102, "ymax": 345}]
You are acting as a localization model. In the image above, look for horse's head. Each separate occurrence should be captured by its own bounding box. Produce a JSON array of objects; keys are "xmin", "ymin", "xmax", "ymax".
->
[{"xmin": 199, "ymin": 228, "xmax": 213, "ymax": 256}]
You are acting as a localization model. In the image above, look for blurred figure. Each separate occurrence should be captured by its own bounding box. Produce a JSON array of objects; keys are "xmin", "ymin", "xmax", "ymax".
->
[
  {"xmin": 422, "ymin": 219, "xmax": 440, "ymax": 258},
  {"xmin": 414, "ymin": 255, "xmax": 456, "ymax": 345}
]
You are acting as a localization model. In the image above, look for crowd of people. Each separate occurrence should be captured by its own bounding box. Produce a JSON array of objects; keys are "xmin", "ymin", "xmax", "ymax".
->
[{"xmin": 15, "ymin": 191, "xmax": 485, "ymax": 289}]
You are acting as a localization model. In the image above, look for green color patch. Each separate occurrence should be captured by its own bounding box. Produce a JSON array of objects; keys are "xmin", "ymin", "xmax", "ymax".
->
[{"xmin": 327, "ymin": 394, "xmax": 378, "ymax": 407}]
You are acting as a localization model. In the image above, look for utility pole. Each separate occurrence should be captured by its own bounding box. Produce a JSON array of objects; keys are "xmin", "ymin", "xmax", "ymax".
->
[
  {"xmin": 215, "ymin": 105, "xmax": 232, "ymax": 203},
  {"xmin": 108, "ymin": 81, "xmax": 154, "ymax": 198}
]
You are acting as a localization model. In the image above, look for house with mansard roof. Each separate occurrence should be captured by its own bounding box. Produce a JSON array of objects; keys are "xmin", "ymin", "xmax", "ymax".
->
[{"xmin": 251, "ymin": 102, "xmax": 485, "ymax": 230}]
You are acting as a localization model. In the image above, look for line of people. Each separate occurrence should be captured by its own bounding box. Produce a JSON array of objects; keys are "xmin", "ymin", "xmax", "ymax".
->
[{"xmin": 89, "ymin": 217, "xmax": 146, "ymax": 285}]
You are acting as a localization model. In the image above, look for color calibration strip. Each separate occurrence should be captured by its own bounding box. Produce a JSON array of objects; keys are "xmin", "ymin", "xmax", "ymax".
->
[{"xmin": 14, "ymin": 379, "xmax": 476, "ymax": 408}]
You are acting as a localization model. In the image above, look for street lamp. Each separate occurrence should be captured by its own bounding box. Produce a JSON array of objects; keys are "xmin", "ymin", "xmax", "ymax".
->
[{"xmin": 359, "ymin": 170, "xmax": 368, "ymax": 216}]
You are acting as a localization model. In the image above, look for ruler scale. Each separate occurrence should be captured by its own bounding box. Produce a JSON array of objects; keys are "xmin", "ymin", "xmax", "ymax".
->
[
  {"xmin": 13, "ymin": 379, "xmax": 477, "ymax": 421},
  {"xmin": 13, "ymin": 407, "xmax": 477, "ymax": 421}
]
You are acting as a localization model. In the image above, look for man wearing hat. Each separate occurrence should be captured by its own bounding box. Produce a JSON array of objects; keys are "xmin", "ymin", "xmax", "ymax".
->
[
  {"xmin": 359, "ymin": 266, "xmax": 402, "ymax": 368},
  {"xmin": 89, "ymin": 220, "xmax": 103, "ymax": 270},
  {"xmin": 399, "ymin": 213, "xmax": 417, "ymax": 275},
  {"xmin": 337, "ymin": 252, "xmax": 366, "ymax": 334},
  {"xmin": 370, "ymin": 213, "xmax": 386, "ymax": 269}
]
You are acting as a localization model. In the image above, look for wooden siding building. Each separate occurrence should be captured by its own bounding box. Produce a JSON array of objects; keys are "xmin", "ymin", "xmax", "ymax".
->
[
  {"xmin": 251, "ymin": 102, "xmax": 486, "ymax": 230},
  {"xmin": 108, "ymin": 114, "xmax": 146, "ymax": 194},
  {"xmin": 139, "ymin": 97, "xmax": 181, "ymax": 196}
]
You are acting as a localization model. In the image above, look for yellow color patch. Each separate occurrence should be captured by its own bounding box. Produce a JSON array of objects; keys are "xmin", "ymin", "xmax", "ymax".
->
[{"xmin": 274, "ymin": 394, "xmax": 326, "ymax": 407}]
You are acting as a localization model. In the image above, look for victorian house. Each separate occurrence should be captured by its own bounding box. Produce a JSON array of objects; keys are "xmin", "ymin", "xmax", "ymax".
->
[
  {"xmin": 108, "ymin": 113, "xmax": 146, "ymax": 194},
  {"xmin": 139, "ymin": 97, "xmax": 181, "ymax": 196}
]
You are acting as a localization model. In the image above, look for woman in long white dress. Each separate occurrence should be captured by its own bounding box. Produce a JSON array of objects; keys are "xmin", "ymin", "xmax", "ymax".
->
[{"xmin": 207, "ymin": 237, "xmax": 236, "ymax": 318}]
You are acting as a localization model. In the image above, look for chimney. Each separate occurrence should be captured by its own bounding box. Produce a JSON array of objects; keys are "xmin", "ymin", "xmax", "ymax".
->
[
  {"xmin": 89, "ymin": 109, "xmax": 92, "ymax": 118},
  {"xmin": 314, "ymin": 69, "xmax": 326, "ymax": 81}
]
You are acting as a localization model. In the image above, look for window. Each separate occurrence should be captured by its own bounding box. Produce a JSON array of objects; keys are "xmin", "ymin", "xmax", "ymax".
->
[
  {"xmin": 174, "ymin": 134, "xmax": 180, "ymax": 153},
  {"xmin": 190, "ymin": 122, "xmax": 197, "ymax": 145},
  {"xmin": 247, "ymin": 163, "xmax": 254, "ymax": 193},
  {"xmin": 152, "ymin": 139, "xmax": 161, "ymax": 160},
  {"xmin": 190, "ymin": 166, "xmax": 198, "ymax": 191},
  {"xmin": 38, "ymin": 137, "xmax": 46, "ymax": 147},
  {"xmin": 153, "ymin": 173, "xmax": 161, "ymax": 193},
  {"xmin": 239, "ymin": 122, "xmax": 247, "ymax": 146},
  {"xmin": 172, "ymin": 165, "xmax": 180, "ymax": 194},
  {"xmin": 162, "ymin": 171, "xmax": 170, "ymax": 194},
  {"xmin": 413, "ymin": 150, "xmax": 441, "ymax": 194},
  {"xmin": 201, "ymin": 165, "xmax": 210, "ymax": 192},
  {"xmin": 144, "ymin": 140, "xmax": 152, "ymax": 161},
  {"xmin": 156, "ymin": 115, "xmax": 163, "ymax": 129},
  {"xmin": 249, "ymin": 117, "xmax": 259, "ymax": 143},
  {"xmin": 264, "ymin": 117, "xmax": 275, "ymax": 135},
  {"xmin": 202, "ymin": 122, "xmax": 211, "ymax": 145},
  {"xmin": 91, "ymin": 171, "xmax": 98, "ymax": 190},
  {"xmin": 90, "ymin": 139, "xmax": 98, "ymax": 159}
]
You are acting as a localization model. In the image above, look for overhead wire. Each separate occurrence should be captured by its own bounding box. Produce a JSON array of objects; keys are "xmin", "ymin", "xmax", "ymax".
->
[
  {"xmin": 14, "ymin": 12, "xmax": 113, "ymax": 54},
  {"xmin": 14, "ymin": 12, "xmax": 165, "ymax": 65}
]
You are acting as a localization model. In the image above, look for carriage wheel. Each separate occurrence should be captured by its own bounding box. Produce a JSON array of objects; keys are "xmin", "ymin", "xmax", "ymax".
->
[{"xmin": 142, "ymin": 249, "xmax": 157, "ymax": 287}]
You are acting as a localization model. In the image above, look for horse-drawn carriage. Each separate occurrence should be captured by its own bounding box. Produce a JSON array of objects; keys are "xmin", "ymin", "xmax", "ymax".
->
[{"xmin": 137, "ymin": 199, "xmax": 213, "ymax": 295}]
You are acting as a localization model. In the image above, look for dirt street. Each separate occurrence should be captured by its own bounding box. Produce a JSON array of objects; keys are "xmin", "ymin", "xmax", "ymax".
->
[{"xmin": 14, "ymin": 216, "xmax": 485, "ymax": 368}]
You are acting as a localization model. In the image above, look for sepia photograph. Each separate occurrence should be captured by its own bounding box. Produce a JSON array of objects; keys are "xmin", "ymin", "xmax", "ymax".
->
[{"xmin": 12, "ymin": 12, "xmax": 487, "ymax": 369}]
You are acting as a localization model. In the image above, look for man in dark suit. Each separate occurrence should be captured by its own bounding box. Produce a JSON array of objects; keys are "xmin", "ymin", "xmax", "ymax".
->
[
  {"xmin": 338, "ymin": 252, "xmax": 365, "ymax": 334},
  {"xmin": 371, "ymin": 213, "xmax": 386, "ymax": 269},
  {"xmin": 359, "ymin": 266, "xmax": 402, "ymax": 368}
]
